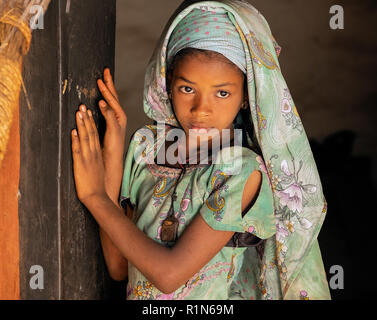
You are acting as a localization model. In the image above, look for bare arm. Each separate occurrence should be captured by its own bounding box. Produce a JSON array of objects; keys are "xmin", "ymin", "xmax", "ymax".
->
[
  {"xmin": 84, "ymin": 170, "xmax": 262, "ymax": 293},
  {"xmin": 98, "ymin": 200, "xmax": 130, "ymax": 281},
  {"xmin": 96, "ymin": 68, "xmax": 129, "ymax": 281},
  {"xmin": 99, "ymin": 146, "xmax": 128, "ymax": 281}
]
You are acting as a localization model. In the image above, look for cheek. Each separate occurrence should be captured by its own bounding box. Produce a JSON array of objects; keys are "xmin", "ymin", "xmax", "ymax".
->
[
  {"xmin": 216, "ymin": 100, "xmax": 242, "ymax": 126},
  {"xmin": 171, "ymin": 99, "xmax": 189, "ymax": 124},
  {"xmin": 217, "ymin": 98, "xmax": 241, "ymax": 115}
]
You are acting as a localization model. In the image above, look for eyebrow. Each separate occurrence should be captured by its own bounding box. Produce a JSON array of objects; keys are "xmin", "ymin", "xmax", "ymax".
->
[{"xmin": 177, "ymin": 76, "xmax": 237, "ymax": 87}]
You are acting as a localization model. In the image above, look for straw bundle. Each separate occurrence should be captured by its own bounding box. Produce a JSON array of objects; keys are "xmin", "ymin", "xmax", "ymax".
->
[{"xmin": 0, "ymin": 0, "xmax": 51, "ymax": 168}]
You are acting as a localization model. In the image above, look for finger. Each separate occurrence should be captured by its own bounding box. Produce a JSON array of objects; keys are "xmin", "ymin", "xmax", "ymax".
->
[
  {"xmin": 86, "ymin": 108, "xmax": 101, "ymax": 152},
  {"xmin": 76, "ymin": 108, "xmax": 91, "ymax": 159},
  {"xmin": 103, "ymin": 68, "xmax": 119, "ymax": 100},
  {"xmin": 79, "ymin": 105, "xmax": 97, "ymax": 153},
  {"xmin": 97, "ymin": 78, "xmax": 123, "ymax": 114},
  {"xmin": 71, "ymin": 129, "xmax": 82, "ymax": 161},
  {"xmin": 98, "ymin": 99, "xmax": 117, "ymax": 130}
]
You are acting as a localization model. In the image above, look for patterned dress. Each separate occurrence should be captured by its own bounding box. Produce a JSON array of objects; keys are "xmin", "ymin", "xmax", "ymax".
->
[
  {"xmin": 120, "ymin": 124, "xmax": 276, "ymax": 300},
  {"xmin": 117, "ymin": 0, "xmax": 331, "ymax": 299}
]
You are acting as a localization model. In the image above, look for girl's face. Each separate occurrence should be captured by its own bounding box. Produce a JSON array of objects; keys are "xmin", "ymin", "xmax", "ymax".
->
[{"xmin": 168, "ymin": 52, "xmax": 245, "ymax": 150}]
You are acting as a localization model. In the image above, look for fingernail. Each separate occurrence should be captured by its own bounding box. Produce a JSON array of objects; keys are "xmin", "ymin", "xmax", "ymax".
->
[
  {"xmin": 73, "ymin": 129, "xmax": 77, "ymax": 136},
  {"xmin": 80, "ymin": 105, "xmax": 86, "ymax": 112},
  {"xmin": 78, "ymin": 112, "xmax": 83, "ymax": 119},
  {"xmin": 88, "ymin": 110, "xmax": 92, "ymax": 117}
]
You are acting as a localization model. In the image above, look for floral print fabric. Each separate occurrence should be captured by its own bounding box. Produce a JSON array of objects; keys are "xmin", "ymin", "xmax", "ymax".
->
[{"xmin": 120, "ymin": 124, "xmax": 275, "ymax": 300}]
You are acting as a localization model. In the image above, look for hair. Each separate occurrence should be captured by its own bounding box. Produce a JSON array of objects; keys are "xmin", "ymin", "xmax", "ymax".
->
[
  {"xmin": 167, "ymin": 47, "xmax": 241, "ymax": 80},
  {"xmin": 166, "ymin": 47, "xmax": 262, "ymax": 156}
]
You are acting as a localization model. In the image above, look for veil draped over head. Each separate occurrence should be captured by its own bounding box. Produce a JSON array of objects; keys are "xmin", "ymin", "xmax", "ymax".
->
[{"xmin": 143, "ymin": 0, "xmax": 330, "ymax": 299}]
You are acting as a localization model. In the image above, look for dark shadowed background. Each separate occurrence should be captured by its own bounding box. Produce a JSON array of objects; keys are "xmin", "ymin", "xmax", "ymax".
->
[{"xmin": 112, "ymin": 0, "xmax": 377, "ymax": 299}]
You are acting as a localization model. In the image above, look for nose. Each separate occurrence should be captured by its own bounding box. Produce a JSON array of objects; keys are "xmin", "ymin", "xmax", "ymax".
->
[{"xmin": 190, "ymin": 93, "xmax": 212, "ymax": 118}]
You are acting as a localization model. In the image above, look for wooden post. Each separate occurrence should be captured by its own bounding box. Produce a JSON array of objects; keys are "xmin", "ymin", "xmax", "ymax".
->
[{"xmin": 18, "ymin": 0, "xmax": 116, "ymax": 299}]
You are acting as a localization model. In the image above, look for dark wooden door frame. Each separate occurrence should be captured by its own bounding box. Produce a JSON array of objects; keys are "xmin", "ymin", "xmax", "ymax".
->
[{"xmin": 19, "ymin": 0, "xmax": 117, "ymax": 299}]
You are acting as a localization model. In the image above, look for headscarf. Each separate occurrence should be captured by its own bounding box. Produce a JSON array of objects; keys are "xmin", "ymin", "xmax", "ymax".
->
[
  {"xmin": 143, "ymin": 0, "xmax": 331, "ymax": 300},
  {"xmin": 167, "ymin": 8, "xmax": 247, "ymax": 73}
]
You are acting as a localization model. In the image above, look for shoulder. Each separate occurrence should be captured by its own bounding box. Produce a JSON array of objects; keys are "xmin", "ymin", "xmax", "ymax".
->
[
  {"xmin": 130, "ymin": 123, "xmax": 180, "ymax": 140},
  {"xmin": 210, "ymin": 145, "xmax": 261, "ymax": 176},
  {"xmin": 199, "ymin": 145, "xmax": 273, "ymax": 234},
  {"xmin": 129, "ymin": 124, "xmax": 158, "ymax": 146},
  {"xmin": 129, "ymin": 123, "xmax": 179, "ymax": 151},
  {"xmin": 127, "ymin": 123, "xmax": 165, "ymax": 164},
  {"xmin": 202, "ymin": 145, "xmax": 263, "ymax": 199},
  {"xmin": 205, "ymin": 146, "xmax": 265, "ymax": 213}
]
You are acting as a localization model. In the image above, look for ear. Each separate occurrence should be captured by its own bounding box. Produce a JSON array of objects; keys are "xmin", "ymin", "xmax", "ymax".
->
[
  {"xmin": 243, "ymin": 90, "xmax": 249, "ymax": 103},
  {"xmin": 242, "ymin": 91, "xmax": 249, "ymax": 110}
]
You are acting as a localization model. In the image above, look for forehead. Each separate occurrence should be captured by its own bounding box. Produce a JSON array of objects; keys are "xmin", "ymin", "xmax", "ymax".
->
[{"xmin": 172, "ymin": 51, "xmax": 244, "ymax": 80}]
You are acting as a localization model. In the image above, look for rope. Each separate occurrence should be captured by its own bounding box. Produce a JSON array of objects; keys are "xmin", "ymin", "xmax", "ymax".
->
[
  {"xmin": 0, "ymin": 1, "xmax": 40, "ymax": 167},
  {"xmin": 0, "ymin": 9, "xmax": 32, "ymax": 54},
  {"xmin": 0, "ymin": 55, "xmax": 22, "ymax": 165}
]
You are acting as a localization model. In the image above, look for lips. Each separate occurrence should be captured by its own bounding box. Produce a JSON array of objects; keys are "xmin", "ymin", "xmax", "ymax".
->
[
  {"xmin": 191, "ymin": 127, "xmax": 210, "ymax": 133},
  {"xmin": 189, "ymin": 123, "xmax": 212, "ymax": 133},
  {"xmin": 190, "ymin": 122, "xmax": 211, "ymax": 128},
  {"xmin": 189, "ymin": 123, "xmax": 217, "ymax": 135}
]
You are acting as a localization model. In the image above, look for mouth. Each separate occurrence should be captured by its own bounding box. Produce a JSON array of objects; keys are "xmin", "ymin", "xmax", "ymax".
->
[{"xmin": 188, "ymin": 124, "xmax": 217, "ymax": 135}]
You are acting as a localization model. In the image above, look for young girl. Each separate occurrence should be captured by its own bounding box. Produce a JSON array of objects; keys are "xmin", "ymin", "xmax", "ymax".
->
[{"xmin": 71, "ymin": 0, "xmax": 331, "ymax": 300}]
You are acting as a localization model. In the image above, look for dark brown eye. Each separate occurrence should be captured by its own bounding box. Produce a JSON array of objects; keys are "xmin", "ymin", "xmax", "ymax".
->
[
  {"xmin": 216, "ymin": 90, "xmax": 230, "ymax": 98},
  {"xmin": 179, "ymin": 86, "xmax": 194, "ymax": 93}
]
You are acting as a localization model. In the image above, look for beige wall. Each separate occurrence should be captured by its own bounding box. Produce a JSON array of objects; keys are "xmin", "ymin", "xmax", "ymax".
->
[{"xmin": 115, "ymin": 0, "xmax": 377, "ymax": 184}]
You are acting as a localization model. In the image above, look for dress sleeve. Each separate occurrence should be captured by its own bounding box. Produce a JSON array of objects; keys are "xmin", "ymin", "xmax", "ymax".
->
[
  {"xmin": 119, "ymin": 133, "xmax": 138, "ymax": 209},
  {"xmin": 199, "ymin": 147, "xmax": 276, "ymax": 239},
  {"xmin": 119, "ymin": 125, "xmax": 156, "ymax": 209}
]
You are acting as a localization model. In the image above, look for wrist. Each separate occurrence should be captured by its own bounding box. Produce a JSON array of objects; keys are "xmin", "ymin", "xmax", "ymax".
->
[
  {"xmin": 104, "ymin": 159, "xmax": 124, "ymax": 171},
  {"xmin": 102, "ymin": 146, "xmax": 125, "ymax": 161},
  {"xmin": 104, "ymin": 165, "xmax": 124, "ymax": 194},
  {"xmin": 82, "ymin": 192, "xmax": 110, "ymax": 211},
  {"xmin": 103, "ymin": 156, "xmax": 124, "ymax": 178}
]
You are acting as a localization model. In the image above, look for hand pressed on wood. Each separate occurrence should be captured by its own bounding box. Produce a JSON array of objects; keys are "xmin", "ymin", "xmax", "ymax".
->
[
  {"xmin": 71, "ymin": 104, "xmax": 107, "ymax": 205},
  {"xmin": 97, "ymin": 68, "xmax": 128, "ymax": 199},
  {"xmin": 97, "ymin": 68, "xmax": 127, "ymax": 161}
]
